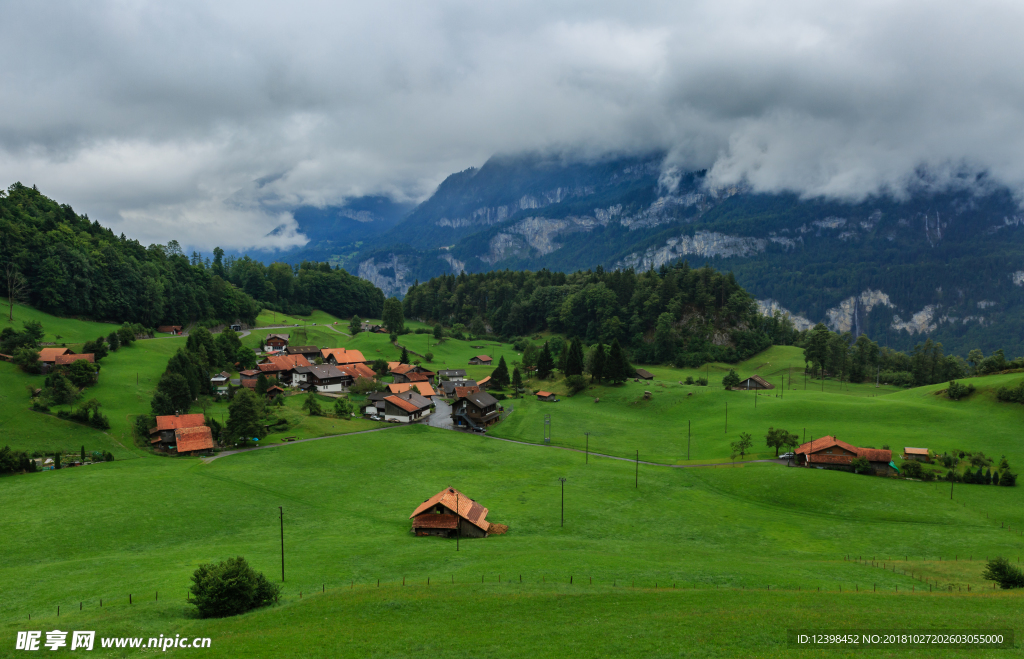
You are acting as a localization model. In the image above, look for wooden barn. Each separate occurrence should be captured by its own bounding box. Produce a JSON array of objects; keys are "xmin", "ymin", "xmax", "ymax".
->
[
  {"xmin": 410, "ymin": 487, "xmax": 491, "ymax": 538},
  {"xmin": 536, "ymin": 391, "xmax": 557, "ymax": 401},
  {"xmin": 735, "ymin": 375, "xmax": 775, "ymax": 390},
  {"xmin": 796, "ymin": 436, "xmax": 892, "ymax": 474},
  {"xmin": 635, "ymin": 368, "xmax": 654, "ymax": 380},
  {"xmin": 468, "ymin": 355, "xmax": 492, "ymax": 365}
]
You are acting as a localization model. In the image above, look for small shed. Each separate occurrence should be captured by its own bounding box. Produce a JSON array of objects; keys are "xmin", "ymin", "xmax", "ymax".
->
[
  {"xmin": 266, "ymin": 385, "xmax": 285, "ymax": 400},
  {"xmin": 469, "ymin": 355, "xmax": 492, "ymax": 365},
  {"xmin": 735, "ymin": 375, "xmax": 774, "ymax": 390},
  {"xmin": 536, "ymin": 391, "xmax": 557, "ymax": 401},
  {"xmin": 903, "ymin": 447, "xmax": 930, "ymax": 462},
  {"xmin": 635, "ymin": 368, "xmax": 654, "ymax": 380}
]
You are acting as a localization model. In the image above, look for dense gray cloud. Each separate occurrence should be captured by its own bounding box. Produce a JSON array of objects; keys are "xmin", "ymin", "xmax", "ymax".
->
[{"xmin": 2, "ymin": 0, "xmax": 1023, "ymax": 249}]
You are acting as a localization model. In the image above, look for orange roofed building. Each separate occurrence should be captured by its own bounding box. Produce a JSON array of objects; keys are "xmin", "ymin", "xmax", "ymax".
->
[
  {"xmin": 321, "ymin": 347, "xmax": 366, "ymax": 365},
  {"xmin": 796, "ymin": 436, "xmax": 892, "ymax": 475},
  {"xmin": 410, "ymin": 487, "xmax": 490, "ymax": 538},
  {"xmin": 174, "ymin": 426, "xmax": 214, "ymax": 454}
]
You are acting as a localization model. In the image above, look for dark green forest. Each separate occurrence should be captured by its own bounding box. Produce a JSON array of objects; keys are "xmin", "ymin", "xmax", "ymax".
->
[
  {"xmin": 402, "ymin": 261, "xmax": 799, "ymax": 366},
  {"xmin": 0, "ymin": 183, "xmax": 383, "ymax": 326}
]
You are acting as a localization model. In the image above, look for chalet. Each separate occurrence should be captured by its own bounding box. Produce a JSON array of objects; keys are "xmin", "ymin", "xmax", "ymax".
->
[
  {"xmin": 383, "ymin": 392, "xmax": 433, "ymax": 423},
  {"xmin": 390, "ymin": 363, "xmax": 434, "ymax": 383},
  {"xmin": 286, "ymin": 345, "xmax": 321, "ymax": 360},
  {"xmin": 258, "ymin": 354, "xmax": 311, "ymax": 385},
  {"xmin": 210, "ymin": 371, "xmax": 231, "ymax": 394},
  {"xmin": 239, "ymin": 370, "xmax": 259, "ymax": 389},
  {"xmin": 451, "ymin": 390, "xmax": 501, "ymax": 430},
  {"xmin": 174, "ymin": 426, "xmax": 214, "ymax": 455},
  {"xmin": 536, "ymin": 391, "xmax": 557, "ymax": 402},
  {"xmin": 363, "ymin": 391, "xmax": 389, "ymax": 416},
  {"xmin": 38, "ymin": 347, "xmax": 73, "ymax": 364},
  {"xmin": 149, "ymin": 413, "xmax": 206, "ymax": 447},
  {"xmin": 360, "ymin": 321, "xmax": 385, "ymax": 333},
  {"xmin": 266, "ymin": 385, "xmax": 285, "ymax": 400},
  {"xmin": 437, "ymin": 369, "xmax": 467, "ymax": 382},
  {"xmin": 410, "ymin": 487, "xmax": 490, "ymax": 538},
  {"xmin": 796, "ymin": 436, "xmax": 892, "ymax": 475},
  {"xmin": 302, "ymin": 364, "xmax": 347, "ymax": 393},
  {"xmin": 734, "ymin": 375, "xmax": 774, "ymax": 390},
  {"xmin": 263, "ymin": 333, "xmax": 290, "ymax": 352},
  {"xmin": 903, "ymin": 447, "xmax": 931, "ymax": 462},
  {"xmin": 440, "ymin": 379, "xmax": 477, "ymax": 397},
  {"xmin": 338, "ymin": 362, "xmax": 376, "ymax": 381},
  {"xmin": 635, "ymin": 369, "xmax": 654, "ymax": 380},
  {"xmin": 54, "ymin": 354, "xmax": 96, "ymax": 379},
  {"xmin": 477, "ymin": 376, "xmax": 493, "ymax": 390},
  {"xmin": 453, "ymin": 385, "xmax": 481, "ymax": 399},
  {"xmin": 397, "ymin": 371, "xmax": 434, "ymax": 386},
  {"xmin": 387, "ymin": 382, "xmax": 437, "ymax": 397},
  {"xmin": 157, "ymin": 325, "xmax": 183, "ymax": 335},
  {"xmin": 321, "ymin": 347, "xmax": 366, "ymax": 365},
  {"xmin": 468, "ymin": 355, "xmax": 492, "ymax": 366}
]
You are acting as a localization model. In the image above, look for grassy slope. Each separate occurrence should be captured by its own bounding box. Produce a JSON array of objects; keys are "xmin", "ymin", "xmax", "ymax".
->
[
  {"xmin": 491, "ymin": 356, "xmax": 1024, "ymax": 465},
  {"xmin": 1, "ymin": 424, "xmax": 1023, "ymax": 656},
  {"xmin": 0, "ymin": 297, "xmax": 121, "ymax": 345}
]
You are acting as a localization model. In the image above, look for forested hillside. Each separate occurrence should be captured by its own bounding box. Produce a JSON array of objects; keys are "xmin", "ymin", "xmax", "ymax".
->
[
  {"xmin": 402, "ymin": 262, "xmax": 798, "ymax": 365},
  {"xmin": 0, "ymin": 183, "xmax": 384, "ymax": 326}
]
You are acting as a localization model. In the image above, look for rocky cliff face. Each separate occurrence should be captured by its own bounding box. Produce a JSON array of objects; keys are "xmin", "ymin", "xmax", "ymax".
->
[
  {"xmin": 616, "ymin": 230, "xmax": 797, "ymax": 271},
  {"xmin": 357, "ymin": 255, "xmax": 413, "ymax": 299}
]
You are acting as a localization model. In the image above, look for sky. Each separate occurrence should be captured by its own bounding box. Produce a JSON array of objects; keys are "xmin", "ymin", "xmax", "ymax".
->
[{"xmin": 2, "ymin": 0, "xmax": 1023, "ymax": 250}]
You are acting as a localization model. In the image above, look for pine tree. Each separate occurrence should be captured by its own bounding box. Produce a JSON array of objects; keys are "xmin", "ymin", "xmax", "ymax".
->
[
  {"xmin": 400, "ymin": 346, "xmax": 410, "ymax": 364},
  {"xmin": 986, "ymin": 467, "xmax": 993, "ymax": 485},
  {"xmin": 993, "ymin": 470, "xmax": 1001, "ymax": 486},
  {"xmin": 566, "ymin": 338, "xmax": 584, "ymax": 376},
  {"xmin": 81, "ymin": 445, "xmax": 86, "ymax": 462},
  {"xmin": 491, "ymin": 356, "xmax": 510, "ymax": 388},
  {"xmin": 512, "ymin": 367, "xmax": 523, "ymax": 397},
  {"xmin": 226, "ymin": 389, "xmax": 263, "ymax": 445},
  {"xmin": 256, "ymin": 373, "xmax": 269, "ymax": 396},
  {"xmin": 591, "ymin": 343, "xmax": 606, "ymax": 383},
  {"xmin": 607, "ymin": 339, "xmax": 629, "ymax": 384},
  {"xmin": 537, "ymin": 342, "xmax": 554, "ymax": 379},
  {"xmin": 349, "ymin": 315, "xmax": 362, "ymax": 335}
]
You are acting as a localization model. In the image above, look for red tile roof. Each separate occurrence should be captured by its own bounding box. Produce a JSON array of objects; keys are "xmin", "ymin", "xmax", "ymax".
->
[
  {"xmin": 38, "ymin": 348, "xmax": 72, "ymax": 362},
  {"xmin": 239, "ymin": 369, "xmax": 259, "ymax": 377},
  {"xmin": 798, "ymin": 435, "xmax": 892, "ymax": 463},
  {"xmin": 412, "ymin": 514, "xmax": 459, "ymax": 529},
  {"xmin": 405, "ymin": 372, "xmax": 431, "ymax": 382},
  {"xmin": 471, "ymin": 355, "xmax": 492, "ymax": 362},
  {"xmin": 387, "ymin": 382, "xmax": 436, "ymax": 397},
  {"xmin": 157, "ymin": 325, "xmax": 182, "ymax": 333},
  {"xmin": 174, "ymin": 426, "xmax": 214, "ymax": 452},
  {"xmin": 410, "ymin": 487, "xmax": 490, "ymax": 532},
  {"xmin": 384, "ymin": 395, "xmax": 421, "ymax": 413},
  {"xmin": 391, "ymin": 363, "xmax": 416, "ymax": 375},
  {"xmin": 321, "ymin": 347, "xmax": 366, "ymax": 364},
  {"xmin": 454, "ymin": 385, "xmax": 481, "ymax": 398},
  {"xmin": 536, "ymin": 391, "xmax": 554, "ymax": 397},
  {"xmin": 153, "ymin": 414, "xmax": 206, "ymax": 432},
  {"xmin": 267, "ymin": 354, "xmax": 310, "ymax": 369},
  {"xmin": 55, "ymin": 353, "xmax": 94, "ymax": 365}
]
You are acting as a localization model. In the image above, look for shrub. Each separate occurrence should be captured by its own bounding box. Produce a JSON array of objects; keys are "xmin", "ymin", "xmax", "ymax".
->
[
  {"xmin": 996, "ymin": 381, "xmax": 1024, "ymax": 403},
  {"xmin": 188, "ymin": 556, "xmax": 280, "ymax": 618},
  {"xmin": 900, "ymin": 460, "xmax": 923, "ymax": 478},
  {"xmin": 565, "ymin": 375, "xmax": 587, "ymax": 395},
  {"xmin": 722, "ymin": 370, "xmax": 740, "ymax": 388},
  {"xmin": 879, "ymin": 371, "xmax": 915, "ymax": 388},
  {"xmin": 947, "ymin": 380, "xmax": 976, "ymax": 401},
  {"xmin": 696, "ymin": 377, "xmax": 708, "ymax": 386},
  {"xmin": 684, "ymin": 376, "xmax": 694, "ymax": 385},
  {"xmin": 983, "ymin": 557, "xmax": 1024, "ymax": 589},
  {"xmin": 1000, "ymin": 472, "xmax": 1017, "ymax": 486},
  {"xmin": 424, "ymin": 352, "xmax": 434, "ymax": 362},
  {"xmin": 851, "ymin": 456, "xmax": 873, "ymax": 475}
]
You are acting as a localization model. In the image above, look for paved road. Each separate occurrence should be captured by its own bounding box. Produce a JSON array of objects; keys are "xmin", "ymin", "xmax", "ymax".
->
[{"xmin": 200, "ymin": 425, "xmax": 399, "ymax": 463}]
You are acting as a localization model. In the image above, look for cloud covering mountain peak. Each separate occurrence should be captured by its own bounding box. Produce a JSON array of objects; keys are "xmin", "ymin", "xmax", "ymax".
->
[{"xmin": 2, "ymin": 0, "xmax": 1023, "ymax": 249}]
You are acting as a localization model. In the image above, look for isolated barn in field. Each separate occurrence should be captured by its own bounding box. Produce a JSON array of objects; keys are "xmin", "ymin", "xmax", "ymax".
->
[
  {"xmin": 796, "ymin": 436, "xmax": 892, "ymax": 475},
  {"xmin": 536, "ymin": 391, "xmax": 557, "ymax": 401},
  {"xmin": 410, "ymin": 487, "xmax": 491, "ymax": 538},
  {"xmin": 635, "ymin": 369, "xmax": 654, "ymax": 380},
  {"xmin": 735, "ymin": 375, "xmax": 774, "ymax": 390},
  {"xmin": 903, "ymin": 447, "xmax": 930, "ymax": 462},
  {"xmin": 468, "ymin": 355, "xmax": 492, "ymax": 365}
]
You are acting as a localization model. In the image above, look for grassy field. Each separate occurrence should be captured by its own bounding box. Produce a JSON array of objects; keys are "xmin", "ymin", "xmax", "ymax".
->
[
  {"xmin": 1, "ymin": 297, "xmax": 123, "ymax": 345},
  {"xmin": 2, "ymin": 424, "xmax": 1023, "ymax": 656},
  {"xmin": 3, "ymin": 304, "xmax": 1024, "ymax": 656}
]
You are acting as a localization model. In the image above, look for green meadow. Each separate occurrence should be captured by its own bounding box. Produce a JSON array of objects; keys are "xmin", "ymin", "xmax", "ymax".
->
[{"xmin": 2, "ymin": 302, "xmax": 1024, "ymax": 656}]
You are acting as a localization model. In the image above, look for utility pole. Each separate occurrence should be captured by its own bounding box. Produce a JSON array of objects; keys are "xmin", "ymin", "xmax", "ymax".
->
[
  {"xmin": 950, "ymin": 479, "xmax": 954, "ymax": 500},
  {"xmin": 725, "ymin": 402, "xmax": 728, "ymax": 434},
  {"xmin": 279, "ymin": 506, "xmax": 284, "ymax": 582},
  {"xmin": 635, "ymin": 451, "xmax": 639, "ymax": 488},
  {"xmin": 584, "ymin": 432, "xmax": 590, "ymax": 464},
  {"xmin": 558, "ymin": 478, "xmax": 567, "ymax": 526},
  {"xmin": 687, "ymin": 420, "xmax": 691, "ymax": 460}
]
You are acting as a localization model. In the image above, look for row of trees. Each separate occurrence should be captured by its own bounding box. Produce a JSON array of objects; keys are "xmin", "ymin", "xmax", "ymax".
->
[
  {"xmin": 801, "ymin": 323, "xmax": 1024, "ymax": 387},
  {"xmin": 402, "ymin": 262, "xmax": 799, "ymax": 367}
]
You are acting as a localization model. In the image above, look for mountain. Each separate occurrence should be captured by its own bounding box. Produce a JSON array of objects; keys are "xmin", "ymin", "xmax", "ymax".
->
[{"xmin": 345, "ymin": 153, "xmax": 1024, "ymax": 356}]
